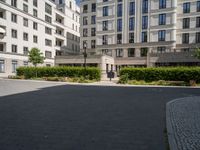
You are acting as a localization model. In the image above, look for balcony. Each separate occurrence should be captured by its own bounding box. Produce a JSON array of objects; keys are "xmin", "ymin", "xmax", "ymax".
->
[{"xmin": 0, "ymin": 8, "xmax": 6, "ymax": 25}]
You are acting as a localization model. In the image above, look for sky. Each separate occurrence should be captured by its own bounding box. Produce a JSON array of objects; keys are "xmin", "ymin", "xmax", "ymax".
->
[{"xmin": 76, "ymin": 0, "xmax": 80, "ymax": 5}]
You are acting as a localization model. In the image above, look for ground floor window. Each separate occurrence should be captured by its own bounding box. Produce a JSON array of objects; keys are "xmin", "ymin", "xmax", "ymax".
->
[
  {"xmin": 141, "ymin": 48, "xmax": 148, "ymax": 57},
  {"xmin": 23, "ymin": 61, "xmax": 28, "ymax": 66},
  {"xmin": 181, "ymin": 48, "xmax": 190, "ymax": 52},
  {"xmin": 155, "ymin": 62, "xmax": 200, "ymax": 67},
  {"xmin": 12, "ymin": 60, "xmax": 17, "ymax": 73},
  {"xmin": 102, "ymin": 49, "xmax": 112, "ymax": 56},
  {"xmin": 116, "ymin": 49, "xmax": 123, "ymax": 57},
  {"xmin": 157, "ymin": 47, "xmax": 166, "ymax": 53},
  {"xmin": 128, "ymin": 48, "xmax": 135, "ymax": 57},
  {"xmin": 0, "ymin": 60, "xmax": 5, "ymax": 73}
]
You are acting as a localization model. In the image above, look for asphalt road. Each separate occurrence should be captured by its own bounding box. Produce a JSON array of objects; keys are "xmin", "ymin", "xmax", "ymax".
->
[{"xmin": 0, "ymin": 80, "xmax": 200, "ymax": 150}]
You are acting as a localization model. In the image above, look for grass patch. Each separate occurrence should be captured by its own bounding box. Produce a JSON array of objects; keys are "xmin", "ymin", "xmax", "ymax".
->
[
  {"xmin": 8, "ymin": 76, "xmax": 97, "ymax": 83},
  {"xmin": 119, "ymin": 80, "xmax": 190, "ymax": 86}
]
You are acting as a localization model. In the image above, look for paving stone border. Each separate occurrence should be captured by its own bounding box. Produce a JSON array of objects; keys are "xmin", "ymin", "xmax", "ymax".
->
[{"xmin": 166, "ymin": 97, "xmax": 200, "ymax": 150}]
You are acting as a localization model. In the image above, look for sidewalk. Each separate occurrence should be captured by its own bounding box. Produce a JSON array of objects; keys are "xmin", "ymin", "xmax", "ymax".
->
[
  {"xmin": 166, "ymin": 97, "xmax": 200, "ymax": 150},
  {"xmin": 1, "ymin": 78, "xmax": 200, "ymax": 88}
]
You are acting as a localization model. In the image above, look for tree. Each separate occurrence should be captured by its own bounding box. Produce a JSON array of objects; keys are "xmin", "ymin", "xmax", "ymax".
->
[
  {"xmin": 194, "ymin": 48, "xmax": 200, "ymax": 60},
  {"xmin": 28, "ymin": 48, "xmax": 45, "ymax": 67}
]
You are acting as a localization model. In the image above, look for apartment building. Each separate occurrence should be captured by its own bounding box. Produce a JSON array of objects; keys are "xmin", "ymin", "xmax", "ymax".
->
[
  {"xmin": 0, "ymin": 0, "xmax": 80, "ymax": 77},
  {"xmin": 79, "ymin": 0, "xmax": 200, "ymax": 71}
]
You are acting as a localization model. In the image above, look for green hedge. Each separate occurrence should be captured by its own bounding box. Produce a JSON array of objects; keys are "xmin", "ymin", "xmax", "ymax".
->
[
  {"xmin": 17, "ymin": 66, "xmax": 101, "ymax": 80},
  {"xmin": 119, "ymin": 67, "xmax": 200, "ymax": 83}
]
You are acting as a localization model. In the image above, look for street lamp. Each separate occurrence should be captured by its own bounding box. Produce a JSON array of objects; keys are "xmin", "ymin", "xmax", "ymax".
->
[
  {"xmin": 83, "ymin": 42, "xmax": 87, "ymax": 79},
  {"xmin": 83, "ymin": 42, "xmax": 87, "ymax": 69}
]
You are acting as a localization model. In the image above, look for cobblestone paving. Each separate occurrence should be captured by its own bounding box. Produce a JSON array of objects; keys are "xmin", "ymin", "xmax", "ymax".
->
[{"xmin": 167, "ymin": 97, "xmax": 200, "ymax": 150}]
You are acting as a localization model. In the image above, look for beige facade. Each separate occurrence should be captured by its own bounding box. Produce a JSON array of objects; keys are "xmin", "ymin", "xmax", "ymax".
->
[
  {"xmin": 0, "ymin": 0, "xmax": 80, "ymax": 77},
  {"xmin": 79, "ymin": 0, "xmax": 200, "ymax": 70}
]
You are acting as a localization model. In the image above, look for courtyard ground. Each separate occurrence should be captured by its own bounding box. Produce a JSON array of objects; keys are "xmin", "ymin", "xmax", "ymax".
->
[{"xmin": 0, "ymin": 79, "xmax": 200, "ymax": 150}]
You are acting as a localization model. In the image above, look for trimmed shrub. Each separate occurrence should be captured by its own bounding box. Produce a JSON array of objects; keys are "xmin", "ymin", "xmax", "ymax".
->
[
  {"xmin": 119, "ymin": 67, "xmax": 200, "ymax": 83},
  {"xmin": 17, "ymin": 66, "xmax": 101, "ymax": 80},
  {"xmin": 118, "ymin": 73, "xmax": 129, "ymax": 84}
]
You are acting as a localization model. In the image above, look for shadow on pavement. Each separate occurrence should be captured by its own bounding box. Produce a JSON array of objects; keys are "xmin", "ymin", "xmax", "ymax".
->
[{"xmin": 0, "ymin": 84, "xmax": 200, "ymax": 150}]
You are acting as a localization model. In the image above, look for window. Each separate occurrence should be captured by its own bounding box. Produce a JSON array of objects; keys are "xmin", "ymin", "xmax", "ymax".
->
[
  {"xmin": 102, "ymin": 35, "xmax": 108, "ymax": 45},
  {"xmin": 91, "ymin": 28, "xmax": 96, "ymax": 36},
  {"xmin": 197, "ymin": 1, "xmax": 200, "ymax": 12},
  {"xmin": 83, "ymin": 5, "xmax": 88, "ymax": 13},
  {"xmin": 117, "ymin": 4, "xmax": 122, "ymax": 17},
  {"xmin": 102, "ymin": 49, "xmax": 112, "ymax": 56},
  {"xmin": 158, "ymin": 30, "xmax": 166, "ymax": 41},
  {"xmin": 45, "ymin": 3, "xmax": 52, "ymax": 15},
  {"xmin": 23, "ymin": 33, "xmax": 28, "ymax": 41},
  {"xmin": 23, "ymin": 18, "xmax": 28, "ymax": 27},
  {"xmin": 33, "ymin": 9, "xmax": 37, "ymax": 17},
  {"xmin": 103, "ymin": 6, "xmax": 108, "ymax": 16},
  {"xmin": 91, "ymin": 15, "xmax": 96, "ymax": 24},
  {"xmin": 117, "ymin": 19, "xmax": 122, "ymax": 32},
  {"xmin": 181, "ymin": 48, "xmax": 189, "ymax": 52},
  {"xmin": 45, "ymin": 51, "xmax": 52, "ymax": 58},
  {"xmin": 116, "ymin": 49, "xmax": 123, "ymax": 57},
  {"xmin": 83, "ymin": 28, "xmax": 88, "ymax": 37},
  {"xmin": 129, "ymin": 2, "xmax": 135, "ymax": 15},
  {"xmin": 23, "ymin": 4, "xmax": 28, "ymax": 13},
  {"xmin": 129, "ymin": 17, "xmax": 134, "ymax": 31},
  {"xmin": 11, "ymin": 13, "xmax": 17, "ymax": 23},
  {"xmin": 141, "ymin": 48, "xmax": 148, "ymax": 57},
  {"xmin": 82, "ymin": 41, "xmax": 87, "ymax": 49},
  {"xmin": 196, "ymin": 32, "xmax": 200, "ymax": 43},
  {"xmin": 128, "ymin": 48, "xmax": 135, "ymax": 57},
  {"xmin": 11, "ymin": 29, "xmax": 17, "ymax": 38},
  {"xmin": 45, "ymin": 15, "xmax": 52, "ymax": 23},
  {"xmin": 91, "ymin": 3, "xmax": 96, "ymax": 12},
  {"xmin": 159, "ymin": 14, "xmax": 166, "ymax": 25},
  {"xmin": 33, "ymin": 22, "xmax": 37, "ymax": 30},
  {"xmin": 129, "ymin": 33, "xmax": 134, "ymax": 43},
  {"xmin": 142, "ymin": 0, "xmax": 148, "ymax": 13},
  {"xmin": 24, "ymin": 61, "xmax": 28, "ymax": 67},
  {"xmin": 0, "ymin": 43, "xmax": 4, "ymax": 52},
  {"xmin": 23, "ymin": 47, "xmax": 28, "ymax": 55},
  {"xmin": 11, "ymin": 0, "xmax": 17, "ymax": 7},
  {"xmin": 159, "ymin": 0, "xmax": 166, "ymax": 9},
  {"xmin": 157, "ymin": 47, "xmax": 166, "ymax": 53},
  {"xmin": 33, "ymin": 35, "xmax": 38, "ymax": 43},
  {"xmin": 117, "ymin": 34, "xmax": 122, "ymax": 44},
  {"xmin": 12, "ymin": 60, "xmax": 17, "ymax": 73},
  {"xmin": 33, "ymin": 0, "xmax": 37, "ymax": 7},
  {"xmin": 0, "ymin": 60, "xmax": 5, "ymax": 73},
  {"xmin": 183, "ymin": 18, "xmax": 190, "ymax": 29},
  {"xmin": 103, "ymin": 21, "xmax": 108, "ymax": 31},
  {"xmin": 83, "ymin": 16, "xmax": 88, "ymax": 25},
  {"xmin": 91, "ymin": 40, "xmax": 96, "ymax": 49},
  {"xmin": 142, "ymin": 31, "xmax": 147, "ymax": 42},
  {"xmin": 12, "ymin": 45, "xmax": 17, "ymax": 53},
  {"xmin": 45, "ymin": 39, "xmax": 52, "ymax": 46},
  {"xmin": 142, "ymin": 16, "xmax": 148, "ymax": 29},
  {"xmin": 69, "ymin": 1, "xmax": 72, "ymax": 9},
  {"xmin": 196, "ymin": 17, "xmax": 200, "ymax": 27},
  {"xmin": 182, "ymin": 33, "xmax": 189, "ymax": 44},
  {"xmin": 45, "ymin": 27, "xmax": 52, "ymax": 35},
  {"xmin": 183, "ymin": 2, "xmax": 190, "ymax": 13}
]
